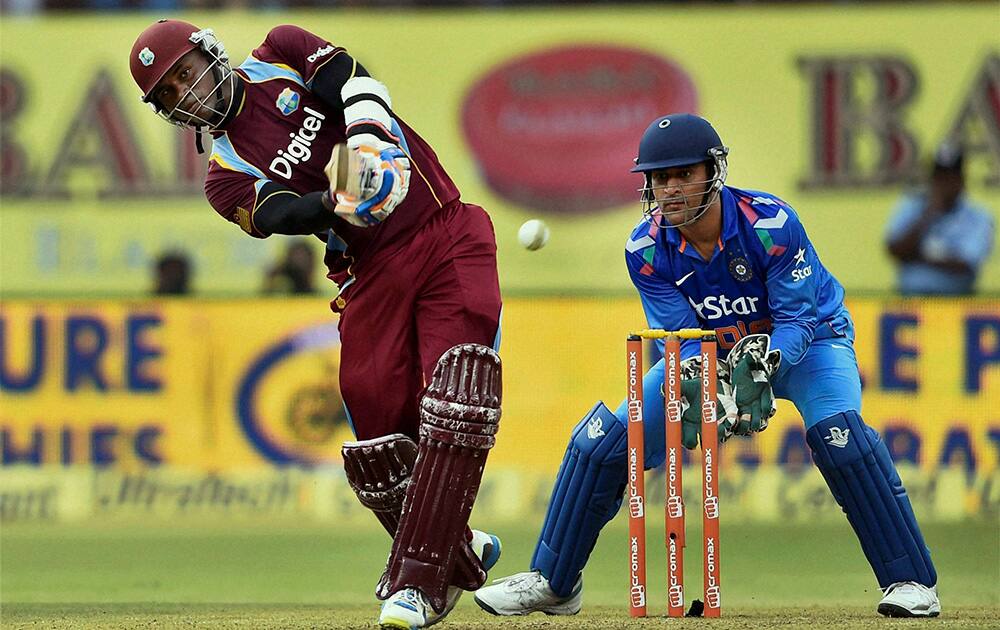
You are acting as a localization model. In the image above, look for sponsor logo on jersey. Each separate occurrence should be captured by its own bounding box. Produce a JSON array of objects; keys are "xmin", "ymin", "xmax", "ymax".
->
[
  {"xmin": 675, "ymin": 270, "xmax": 695, "ymax": 286},
  {"xmin": 307, "ymin": 44, "xmax": 336, "ymax": 63},
  {"xmin": 687, "ymin": 294, "xmax": 761, "ymax": 320},
  {"xmin": 268, "ymin": 106, "xmax": 326, "ymax": 180},
  {"xmin": 791, "ymin": 247, "xmax": 812, "ymax": 282},
  {"xmin": 275, "ymin": 87, "xmax": 300, "ymax": 116}
]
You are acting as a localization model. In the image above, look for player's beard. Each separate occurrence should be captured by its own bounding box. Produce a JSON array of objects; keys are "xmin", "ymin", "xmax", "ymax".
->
[{"xmin": 658, "ymin": 187, "xmax": 711, "ymax": 227}]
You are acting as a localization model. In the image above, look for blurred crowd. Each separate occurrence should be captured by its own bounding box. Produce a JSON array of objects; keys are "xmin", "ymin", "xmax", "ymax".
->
[{"xmin": 152, "ymin": 239, "xmax": 320, "ymax": 296}]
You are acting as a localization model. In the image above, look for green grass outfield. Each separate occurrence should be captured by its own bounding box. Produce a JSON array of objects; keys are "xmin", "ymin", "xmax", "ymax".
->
[{"xmin": 2, "ymin": 518, "xmax": 997, "ymax": 629}]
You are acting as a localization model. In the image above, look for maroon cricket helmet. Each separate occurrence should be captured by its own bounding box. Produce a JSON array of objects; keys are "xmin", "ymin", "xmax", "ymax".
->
[{"xmin": 130, "ymin": 19, "xmax": 202, "ymax": 103}]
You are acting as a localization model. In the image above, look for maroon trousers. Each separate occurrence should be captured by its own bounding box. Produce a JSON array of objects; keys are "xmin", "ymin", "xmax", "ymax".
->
[{"xmin": 336, "ymin": 201, "xmax": 502, "ymax": 441}]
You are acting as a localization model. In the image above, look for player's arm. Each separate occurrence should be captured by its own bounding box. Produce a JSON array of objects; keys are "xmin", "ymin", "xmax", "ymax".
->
[
  {"xmin": 206, "ymin": 169, "xmax": 341, "ymax": 238},
  {"xmin": 307, "ymin": 50, "xmax": 403, "ymax": 153},
  {"xmin": 308, "ymin": 50, "xmax": 368, "ymax": 111},
  {"xmin": 258, "ymin": 26, "xmax": 409, "ymax": 228},
  {"xmin": 253, "ymin": 184, "xmax": 338, "ymax": 236},
  {"xmin": 885, "ymin": 196, "xmax": 981, "ymax": 274},
  {"xmin": 761, "ymin": 212, "xmax": 818, "ymax": 378},
  {"xmin": 310, "ymin": 51, "xmax": 410, "ymax": 227},
  {"xmin": 259, "ymin": 24, "xmax": 396, "ymax": 148},
  {"xmin": 886, "ymin": 196, "xmax": 937, "ymax": 262},
  {"xmin": 953, "ymin": 211, "xmax": 995, "ymax": 272}
]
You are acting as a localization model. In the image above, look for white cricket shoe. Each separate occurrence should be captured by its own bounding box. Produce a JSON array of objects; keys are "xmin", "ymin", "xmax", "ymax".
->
[
  {"xmin": 378, "ymin": 529, "xmax": 502, "ymax": 629},
  {"xmin": 379, "ymin": 587, "xmax": 433, "ymax": 629},
  {"xmin": 474, "ymin": 570, "xmax": 582, "ymax": 616},
  {"xmin": 877, "ymin": 582, "xmax": 941, "ymax": 617}
]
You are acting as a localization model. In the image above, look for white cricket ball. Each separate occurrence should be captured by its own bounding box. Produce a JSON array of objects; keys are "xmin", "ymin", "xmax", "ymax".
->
[{"xmin": 518, "ymin": 219, "xmax": 550, "ymax": 251}]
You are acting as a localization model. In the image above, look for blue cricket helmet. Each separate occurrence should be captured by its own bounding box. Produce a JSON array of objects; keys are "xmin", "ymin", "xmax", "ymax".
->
[
  {"xmin": 631, "ymin": 113, "xmax": 727, "ymax": 173},
  {"xmin": 631, "ymin": 113, "xmax": 730, "ymax": 227}
]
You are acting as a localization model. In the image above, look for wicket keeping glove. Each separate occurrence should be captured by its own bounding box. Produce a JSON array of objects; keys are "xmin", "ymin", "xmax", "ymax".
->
[
  {"xmin": 676, "ymin": 356, "xmax": 738, "ymax": 450},
  {"xmin": 324, "ymin": 144, "xmax": 411, "ymax": 227},
  {"xmin": 726, "ymin": 334, "xmax": 782, "ymax": 436}
]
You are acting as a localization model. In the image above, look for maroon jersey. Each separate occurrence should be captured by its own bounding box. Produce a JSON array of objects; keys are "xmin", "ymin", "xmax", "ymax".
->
[{"xmin": 204, "ymin": 25, "xmax": 461, "ymax": 271}]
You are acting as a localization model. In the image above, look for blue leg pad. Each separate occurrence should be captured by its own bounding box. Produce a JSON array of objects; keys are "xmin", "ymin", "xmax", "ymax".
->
[
  {"xmin": 531, "ymin": 402, "xmax": 627, "ymax": 597},
  {"xmin": 806, "ymin": 411, "xmax": 937, "ymax": 588}
]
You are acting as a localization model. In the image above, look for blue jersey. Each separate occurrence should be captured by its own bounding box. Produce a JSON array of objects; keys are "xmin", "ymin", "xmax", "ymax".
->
[{"xmin": 625, "ymin": 185, "xmax": 852, "ymax": 378}]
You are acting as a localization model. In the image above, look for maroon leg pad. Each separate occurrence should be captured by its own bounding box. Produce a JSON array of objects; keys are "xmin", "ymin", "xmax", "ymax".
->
[
  {"xmin": 341, "ymin": 433, "xmax": 490, "ymax": 597},
  {"xmin": 377, "ymin": 343, "xmax": 502, "ymax": 612},
  {"xmin": 342, "ymin": 434, "xmax": 418, "ymax": 536}
]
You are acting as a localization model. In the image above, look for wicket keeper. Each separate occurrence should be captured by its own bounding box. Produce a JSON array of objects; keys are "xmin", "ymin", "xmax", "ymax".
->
[
  {"xmin": 129, "ymin": 20, "xmax": 504, "ymax": 629},
  {"xmin": 475, "ymin": 114, "xmax": 940, "ymax": 618}
]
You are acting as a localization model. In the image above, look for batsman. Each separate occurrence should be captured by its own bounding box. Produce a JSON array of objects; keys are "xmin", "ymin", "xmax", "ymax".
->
[
  {"xmin": 475, "ymin": 114, "xmax": 939, "ymax": 618},
  {"xmin": 129, "ymin": 20, "xmax": 504, "ymax": 629}
]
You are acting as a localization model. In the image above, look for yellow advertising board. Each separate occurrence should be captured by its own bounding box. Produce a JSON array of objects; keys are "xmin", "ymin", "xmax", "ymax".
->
[
  {"xmin": 2, "ymin": 296, "xmax": 997, "ymax": 471},
  {"xmin": 1, "ymin": 7, "xmax": 998, "ymax": 296},
  {"xmin": 1, "ymin": 296, "xmax": 997, "ymax": 521}
]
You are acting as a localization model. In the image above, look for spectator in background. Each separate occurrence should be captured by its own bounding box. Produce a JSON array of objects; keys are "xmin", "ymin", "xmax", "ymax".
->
[
  {"xmin": 153, "ymin": 251, "xmax": 192, "ymax": 295},
  {"xmin": 886, "ymin": 142, "xmax": 995, "ymax": 296},
  {"xmin": 263, "ymin": 239, "xmax": 318, "ymax": 294}
]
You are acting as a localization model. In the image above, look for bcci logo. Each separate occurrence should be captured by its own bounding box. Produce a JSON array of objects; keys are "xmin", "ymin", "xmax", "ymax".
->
[
  {"xmin": 728, "ymin": 255, "xmax": 753, "ymax": 282},
  {"xmin": 138, "ymin": 47, "xmax": 155, "ymax": 67},
  {"xmin": 276, "ymin": 87, "xmax": 300, "ymax": 116}
]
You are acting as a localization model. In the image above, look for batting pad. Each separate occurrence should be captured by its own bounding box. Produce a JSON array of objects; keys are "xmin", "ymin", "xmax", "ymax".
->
[
  {"xmin": 342, "ymin": 433, "xmax": 493, "ymax": 601},
  {"xmin": 532, "ymin": 402, "xmax": 628, "ymax": 598},
  {"xmin": 342, "ymin": 433, "xmax": 417, "ymax": 535},
  {"xmin": 807, "ymin": 411, "xmax": 937, "ymax": 589},
  {"xmin": 378, "ymin": 344, "xmax": 502, "ymax": 612}
]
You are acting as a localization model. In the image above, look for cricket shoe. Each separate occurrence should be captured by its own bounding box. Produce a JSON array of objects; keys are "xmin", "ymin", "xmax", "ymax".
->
[
  {"xmin": 379, "ymin": 588, "xmax": 434, "ymax": 629},
  {"xmin": 378, "ymin": 530, "xmax": 502, "ymax": 629},
  {"xmin": 474, "ymin": 570, "xmax": 582, "ymax": 616},
  {"xmin": 877, "ymin": 582, "xmax": 940, "ymax": 617}
]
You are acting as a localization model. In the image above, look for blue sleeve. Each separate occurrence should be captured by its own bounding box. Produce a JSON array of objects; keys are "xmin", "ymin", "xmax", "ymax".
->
[
  {"xmin": 625, "ymin": 248, "xmax": 701, "ymax": 360},
  {"xmin": 761, "ymin": 213, "xmax": 818, "ymax": 378},
  {"xmin": 954, "ymin": 208, "xmax": 995, "ymax": 268}
]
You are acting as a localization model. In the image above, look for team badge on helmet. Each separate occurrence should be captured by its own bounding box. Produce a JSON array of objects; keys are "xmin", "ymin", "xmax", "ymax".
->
[
  {"xmin": 138, "ymin": 47, "xmax": 155, "ymax": 67},
  {"xmin": 729, "ymin": 256, "xmax": 753, "ymax": 282},
  {"xmin": 276, "ymin": 88, "xmax": 300, "ymax": 116}
]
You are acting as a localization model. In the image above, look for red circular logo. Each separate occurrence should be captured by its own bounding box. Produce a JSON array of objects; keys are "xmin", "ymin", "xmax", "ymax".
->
[{"xmin": 462, "ymin": 45, "xmax": 698, "ymax": 214}]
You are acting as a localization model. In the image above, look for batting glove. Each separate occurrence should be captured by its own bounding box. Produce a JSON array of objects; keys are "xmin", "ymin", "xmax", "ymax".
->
[{"xmin": 325, "ymin": 145, "xmax": 411, "ymax": 228}]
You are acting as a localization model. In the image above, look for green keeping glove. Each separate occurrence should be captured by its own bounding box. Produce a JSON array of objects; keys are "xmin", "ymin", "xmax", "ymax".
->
[
  {"xmin": 726, "ymin": 334, "xmax": 782, "ymax": 436},
  {"xmin": 675, "ymin": 356, "xmax": 738, "ymax": 450}
]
